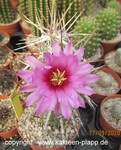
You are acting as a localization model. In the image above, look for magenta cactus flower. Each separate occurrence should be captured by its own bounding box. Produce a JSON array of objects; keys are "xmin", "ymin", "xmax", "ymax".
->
[{"xmin": 17, "ymin": 41, "xmax": 99, "ymax": 119}]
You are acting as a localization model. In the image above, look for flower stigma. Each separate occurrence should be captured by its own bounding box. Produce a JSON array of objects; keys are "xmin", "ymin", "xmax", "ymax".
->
[{"xmin": 50, "ymin": 69, "xmax": 67, "ymax": 86}]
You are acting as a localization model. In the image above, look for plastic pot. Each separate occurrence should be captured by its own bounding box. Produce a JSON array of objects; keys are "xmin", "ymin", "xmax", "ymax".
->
[
  {"xmin": 0, "ymin": 95, "xmax": 18, "ymax": 139},
  {"xmin": 99, "ymin": 94, "xmax": 121, "ymax": 138},
  {"xmin": 90, "ymin": 67, "xmax": 121, "ymax": 103}
]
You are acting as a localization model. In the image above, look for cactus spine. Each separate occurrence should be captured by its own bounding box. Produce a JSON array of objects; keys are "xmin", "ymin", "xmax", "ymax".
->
[
  {"xmin": 97, "ymin": 7, "xmax": 121, "ymax": 40},
  {"xmin": 0, "ymin": 0, "xmax": 16, "ymax": 24},
  {"xmin": 74, "ymin": 16, "xmax": 100, "ymax": 58}
]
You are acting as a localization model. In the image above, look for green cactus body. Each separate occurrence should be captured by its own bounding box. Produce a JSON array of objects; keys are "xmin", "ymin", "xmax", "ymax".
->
[
  {"xmin": 85, "ymin": 0, "xmax": 98, "ymax": 16},
  {"xmin": 97, "ymin": 8, "xmax": 121, "ymax": 41},
  {"xmin": 19, "ymin": 0, "xmax": 52, "ymax": 36},
  {"xmin": 111, "ymin": 102, "xmax": 121, "ymax": 120},
  {"xmin": 57, "ymin": 0, "xmax": 85, "ymax": 29},
  {"xmin": 0, "ymin": 0, "xmax": 16, "ymax": 24},
  {"xmin": 106, "ymin": 0, "xmax": 121, "ymax": 16},
  {"xmin": 74, "ymin": 16, "xmax": 100, "ymax": 58}
]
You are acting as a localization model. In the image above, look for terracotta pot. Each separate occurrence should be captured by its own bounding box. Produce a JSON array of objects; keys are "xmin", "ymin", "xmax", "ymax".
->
[
  {"xmin": 99, "ymin": 94, "xmax": 121, "ymax": 138},
  {"xmin": 90, "ymin": 67, "xmax": 121, "ymax": 103},
  {"xmin": 11, "ymin": 0, "xmax": 19, "ymax": 10},
  {"xmin": 20, "ymin": 22, "xmax": 31, "ymax": 35},
  {"xmin": 0, "ymin": 46, "xmax": 13, "ymax": 69},
  {"xmin": 117, "ymin": 0, "xmax": 121, "ymax": 4},
  {"xmin": 101, "ymin": 40, "xmax": 120, "ymax": 54},
  {"xmin": 88, "ymin": 45, "xmax": 104, "ymax": 66},
  {"xmin": 0, "ymin": 95, "xmax": 18, "ymax": 139},
  {"xmin": 104, "ymin": 51, "xmax": 121, "ymax": 77},
  {"xmin": 0, "ymin": 18, "xmax": 21, "ymax": 35},
  {"xmin": 0, "ymin": 31, "xmax": 10, "ymax": 46},
  {"xmin": 16, "ymin": 111, "xmax": 81, "ymax": 150}
]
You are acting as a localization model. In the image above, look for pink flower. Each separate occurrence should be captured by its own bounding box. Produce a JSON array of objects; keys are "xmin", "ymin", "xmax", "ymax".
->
[{"xmin": 17, "ymin": 42, "xmax": 99, "ymax": 119}]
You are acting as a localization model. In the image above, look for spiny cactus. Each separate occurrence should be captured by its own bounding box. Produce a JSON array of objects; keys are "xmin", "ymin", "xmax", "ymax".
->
[
  {"xmin": 97, "ymin": 7, "xmax": 121, "ymax": 41},
  {"xmin": 101, "ymin": 0, "xmax": 111, "ymax": 7},
  {"xmin": 0, "ymin": 0, "xmax": 16, "ymax": 24},
  {"xmin": 18, "ymin": 0, "xmax": 52, "ymax": 36},
  {"xmin": 96, "ymin": 71, "xmax": 111, "ymax": 87},
  {"xmin": 74, "ymin": 16, "xmax": 100, "ymax": 58},
  {"xmin": 85, "ymin": 0, "xmax": 99, "ymax": 16},
  {"xmin": 57, "ymin": 0, "xmax": 85, "ymax": 29},
  {"xmin": 106, "ymin": 0, "xmax": 121, "ymax": 15},
  {"xmin": 111, "ymin": 102, "xmax": 121, "ymax": 120},
  {"xmin": 115, "ymin": 48, "xmax": 121, "ymax": 66}
]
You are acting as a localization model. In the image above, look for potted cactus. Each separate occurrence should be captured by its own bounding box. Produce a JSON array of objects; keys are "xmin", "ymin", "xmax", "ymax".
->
[
  {"xmin": 104, "ymin": 48, "xmax": 121, "ymax": 77},
  {"xmin": 0, "ymin": 0, "xmax": 20, "ymax": 35},
  {"xmin": 0, "ymin": 96, "xmax": 18, "ymax": 139},
  {"xmin": 0, "ymin": 31, "xmax": 10, "ymax": 47},
  {"xmin": 97, "ymin": 7, "xmax": 121, "ymax": 53},
  {"xmin": 91, "ymin": 67, "xmax": 121, "ymax": 103},
  {"xmin": 100, "ymin": 94, "xmax": 121, "ymax": 138},
  {"xmin": 74, "ymin": 16, "xmax": 103, "ymax": 64},
  {"xmin": 15, "ymin": 41, "xmax": 99, "ymax": 150}
]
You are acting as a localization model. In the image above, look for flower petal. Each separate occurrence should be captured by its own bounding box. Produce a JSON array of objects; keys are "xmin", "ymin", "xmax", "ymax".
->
[
  {"xmin": 20, "ymin": 84, "xmax": 36, "ymax": 92},
  {"xmin": 17, "ymin": 70, "xmax": 33, "ymax": 82},
  {"xmin": 78, "ymin": 96, "xmax": 86, "ymax": 108},
  {"xmin": 75, "ymin": 48, "xmax": 84, "ymax": 61},
  {"xmin": 52, "ymin": 42, "xmax": 61, "ymax": 56},
  {"xmin": 64, "ymin": 41, "xmax": 73, "ymax": 55},
  {"xmin": 25, "ymin": 56, "xmax": 43, "ymax": 69}
]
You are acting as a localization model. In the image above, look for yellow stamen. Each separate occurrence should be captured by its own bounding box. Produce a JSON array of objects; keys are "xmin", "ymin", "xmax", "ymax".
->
[{"xmin": 50, "ymin": 69, "xmax": 67, "ymax": 86}]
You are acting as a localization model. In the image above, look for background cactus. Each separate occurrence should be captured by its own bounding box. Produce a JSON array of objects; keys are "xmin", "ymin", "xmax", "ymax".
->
[
  {"xmin": 0, "ymin": 0, "xmax": 16, "ymax": 24},
  {"xmin": 18, "ymin": 0, "xmax": 52, "ymax": 36},
  {"xmin": 57, "ymin": 0, "xmax": 85, "ymax": 30},
  {"xmin": 96, "ymin": 71, "xmax": 111, "ymax": 87},
  {"xmin": 111, "ymin": 102, "xmax": 121, "ymax": 120},
  {"xmin": 115, "ymin": 48, "xmax": 121, "ymax": 66},
  {"xmin": 74, "ymin": 16, "xmax": 100, "ymax": 58},
  {"xmin": 96, "ymin": 7, "xmax": 121, "ymax": 41},
  {"xmin": 106, "ymin": 0, "xmax": 121, "ymax": 15},
  {"xmin": 85, "ymin": 0, "xmax": 99, "ymax": 16}
]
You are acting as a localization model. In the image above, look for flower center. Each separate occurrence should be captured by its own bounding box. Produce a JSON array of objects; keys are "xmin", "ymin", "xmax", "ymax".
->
[{"xmin": 50, "ymin": 69, "xmax": 67, "ymax": 86}]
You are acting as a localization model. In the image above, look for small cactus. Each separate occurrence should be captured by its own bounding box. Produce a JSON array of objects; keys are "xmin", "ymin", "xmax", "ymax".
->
[
  {"xmin": 97, "ymin": 7, "xmax": 121, "ymax": 41},
  {"xmin": 111, "ymin": 102, "xmax": 121, "ymax": 120},
  {"xmin": 115, "ymin": 48, "xmax": 121, "ymax": 66},
  {"xmin": 18, "ymin": 0, "xmax": 52, "ymax": 36},
  {"xmin": 74, "ymin": 16, "xmax": 100, "ymax": 58},
  {"xmin": 106, "ymin": 0, "xmax": 121, "ymax": 15},
  {"xmin": 0, "ymin": 0, "xmax": 16, "ymax": 24},
  {"xmin": 96, "ymin": 71, "xmax": 111, "ymax": 87}
]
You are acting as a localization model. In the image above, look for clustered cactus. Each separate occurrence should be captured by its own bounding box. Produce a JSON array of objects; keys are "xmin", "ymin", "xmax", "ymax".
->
[
  {"xmin": 18, "ymin": 0, "xmax": 52, "ymax": 36},
  {"xmin": 0, "ymin": 0, "xmax": 16, "ymax": 24},
  {"xmin": 74, "ymin": 16, "xmax": 100, "ymax": 58},
  {"xmin": 111, "ymin": 102, "xmax": 121, "ymax": 120},
  {"xmin": 96, "ymin": 71, "xmax": 111, "ymax": 87},
  {"xmin": 97, "ymin": 7, "xmax": 121, "ymax": 41},
  {"xmin": 115, "ymin": 48, "xmax": 121, "ymax": 67},
  {"xmin": 106, "ymin": 0, "xmax": 121, "ymax": 15}
]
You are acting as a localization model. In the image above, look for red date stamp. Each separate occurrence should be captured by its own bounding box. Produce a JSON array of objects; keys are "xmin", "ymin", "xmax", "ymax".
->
[{"xmin": 89, "ymin": 130, "xmax": 121, "ymax": 136}]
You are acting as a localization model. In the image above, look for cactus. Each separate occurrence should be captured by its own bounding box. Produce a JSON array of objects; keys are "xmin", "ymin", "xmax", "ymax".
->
[
  {"xmin": 97, "ymin": 7, "xmax": 121, "ymax": 41},
  {"xmin": 106, "ymin": 0, "xmax": 121, "ymax": 15},
  {"xmin": 96, "ymin": 71, "xmax": 111, "ymax": 87},
  {"xmin": 111, "ymin": 102, "xmax": 121, "ymax": 120},
  {"xmin": 18, "ymin": 0, "xmax": 52, "ymax": 36},
  {"xmin": 101, "ymin": 0, "xmax": 111, "ymax": 7},
  {"xmin": 0, "ymin": 0, "xmax": 16, "ymax": 24},
  {"xmin": 74, "ymin": 16, "xmax": 100, "ymax": 58},
  {"xmin": 57, "ymin": 0, "xmax": 85, "ymax": 29},
  {"xmin": 115, "ymin": 48, "xmax": 121, "ymax": 66},
  {"xmin": 85, "ymin": 0, "xmax": 99, "ymax": 16}
]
